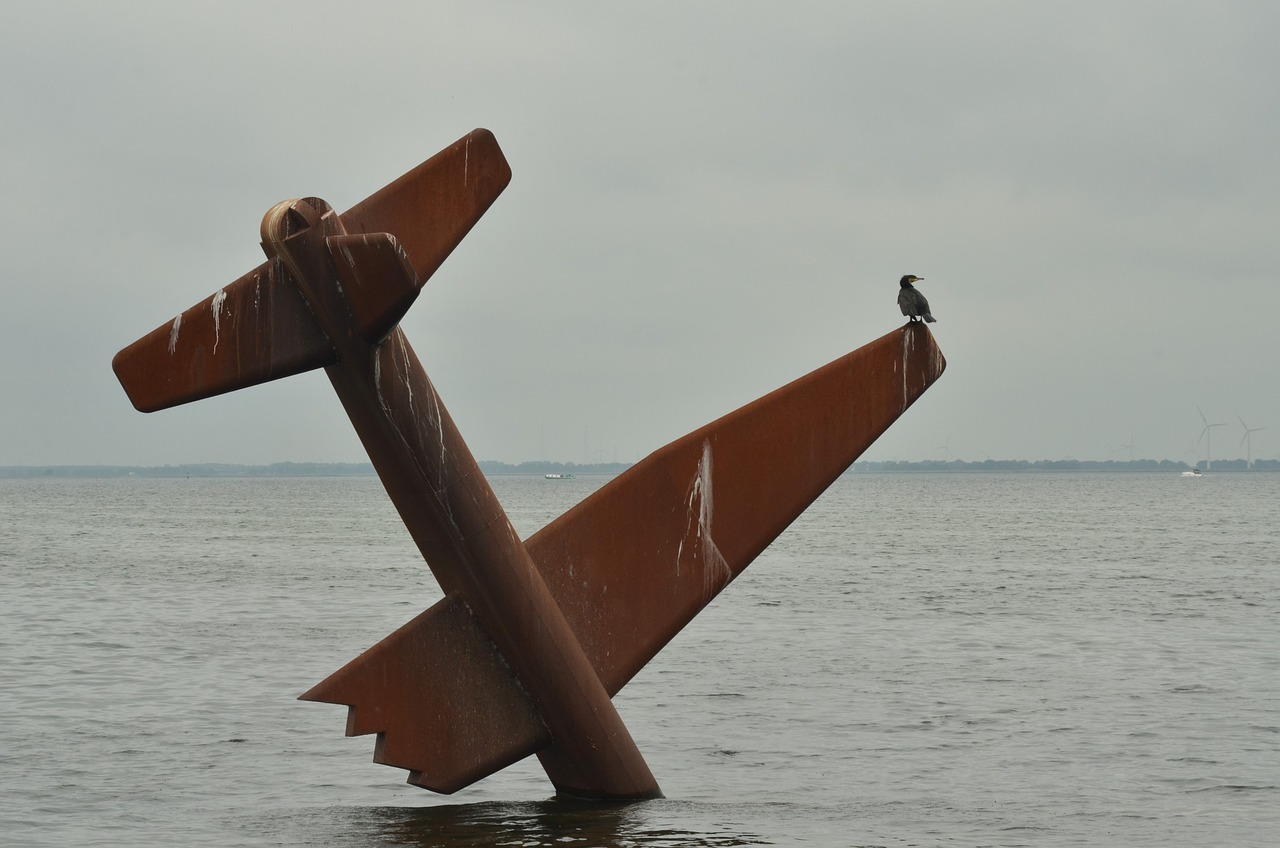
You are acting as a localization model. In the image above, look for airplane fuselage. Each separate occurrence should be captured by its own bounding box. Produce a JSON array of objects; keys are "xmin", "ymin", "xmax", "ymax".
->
[{"xmin": 261, "ymin": 198, "xmax": 662, "ymax": 800}]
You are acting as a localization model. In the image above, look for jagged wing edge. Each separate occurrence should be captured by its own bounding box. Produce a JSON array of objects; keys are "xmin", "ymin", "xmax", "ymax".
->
[{"xmin": 300, "ymin": 594, "xmax": 548, "ymax": 794}]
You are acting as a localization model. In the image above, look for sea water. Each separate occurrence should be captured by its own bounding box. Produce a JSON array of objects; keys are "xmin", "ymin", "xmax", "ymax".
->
[{"xmin": 1, "ymin": 472, "xmax": 1277, "ymax": 847}]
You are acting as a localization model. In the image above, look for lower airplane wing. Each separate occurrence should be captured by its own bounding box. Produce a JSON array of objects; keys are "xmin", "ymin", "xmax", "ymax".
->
[
  {"xmin": 302, "ymin": 323, "xmax": 945, "ymax": 791},
  {"xmin": 302, "ymin": 594, "xmax": 548, "ymax": 793}
]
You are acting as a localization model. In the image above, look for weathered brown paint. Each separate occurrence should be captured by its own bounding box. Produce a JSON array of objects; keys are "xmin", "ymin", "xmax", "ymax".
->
[{"xmin": 112, "ymin": 129, "xmax": 946, "ymax": 800}]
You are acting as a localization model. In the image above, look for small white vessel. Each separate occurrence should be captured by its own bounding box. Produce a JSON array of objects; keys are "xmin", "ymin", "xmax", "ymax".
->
[
  {"xmin": 544, "ymin": 473, "xmax": 574, "ymax": 480},
  {"xmin": 1181, "ymin": 469, "xmax": 1202, "ymax": 477}
]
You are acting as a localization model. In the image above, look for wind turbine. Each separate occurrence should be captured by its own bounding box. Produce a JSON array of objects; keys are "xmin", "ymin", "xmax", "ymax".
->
[
  {"xmin": 1197, "ymin": 407, "xmax": 1229, "ymax": 471},
  {"xmin": 1118, "ymin": 433, "xmax": 1138, "ymax": 462},
  {"xmin": 1238, "ymin": 415, "xmax": 1266, "ymax": 469},
  {"xmin": 936, "ymin": 435, "xmax": 955, "ymax": 461}
]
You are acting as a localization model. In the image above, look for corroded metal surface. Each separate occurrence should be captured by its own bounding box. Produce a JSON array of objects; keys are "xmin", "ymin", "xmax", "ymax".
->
[{"xmin": 113, "ymin": 129, "xmax": 946, "ymax": 800}]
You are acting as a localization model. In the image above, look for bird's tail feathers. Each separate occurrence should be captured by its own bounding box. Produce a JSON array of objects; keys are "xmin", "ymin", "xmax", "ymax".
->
[{"xmin": 924, "ymin": 315, "xmax": 937, "ymax": 323}]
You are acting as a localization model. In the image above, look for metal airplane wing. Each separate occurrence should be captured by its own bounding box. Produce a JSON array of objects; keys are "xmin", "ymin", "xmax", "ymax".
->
[{"xmin": 528, "ymin": 323, "xmax": 946, "ymax": 693}]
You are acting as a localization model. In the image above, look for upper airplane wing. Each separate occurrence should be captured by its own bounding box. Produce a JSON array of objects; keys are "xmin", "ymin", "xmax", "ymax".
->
[
  {"xmin": 303, "ymin": 323, "xmax": 945, "ymax": 791},
  {"xmin": 527, "ymin": 323, "xmax": 946, "ymax": 694},
  {"xmin": 535, "ymin": 322, "xmax": 947, "ymax": 696},
  {"xmin": 113, "ymin": 129, "xmax": 512, "ymax": 413}
]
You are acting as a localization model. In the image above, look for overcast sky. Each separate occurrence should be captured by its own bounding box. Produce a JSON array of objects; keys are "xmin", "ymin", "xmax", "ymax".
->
[{"xmin": 3, "ymin": 2, "xmax": 1277, "ymax": 467}]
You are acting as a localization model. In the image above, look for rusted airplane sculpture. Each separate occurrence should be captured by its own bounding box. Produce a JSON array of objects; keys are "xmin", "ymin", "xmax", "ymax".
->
[{"xmin": 113, "ymin": 129, "xmax": 946, "ymax": 800}]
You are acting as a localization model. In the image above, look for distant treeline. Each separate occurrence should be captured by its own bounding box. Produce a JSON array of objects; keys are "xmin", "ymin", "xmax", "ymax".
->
[
  {"xmin": 3, "ymin": 458, "xmax": 1277, "ymax": 479},
  {"xmin": 0, "ymin": 460, "xmax": 631, "ymax": 479},
  {"xmin": 0, "ymin": 462, "xmax": 377, "ymax": 478}
]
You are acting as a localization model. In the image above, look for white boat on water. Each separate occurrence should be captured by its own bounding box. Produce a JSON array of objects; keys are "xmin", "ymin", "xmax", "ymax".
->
[
  {"xmin": 1181, "ymin": 469, "xmax": 1202, "ymax": 477},
  {"xmin": 544, "ymin": 473, "xmax": 574, "ymax": 480}
]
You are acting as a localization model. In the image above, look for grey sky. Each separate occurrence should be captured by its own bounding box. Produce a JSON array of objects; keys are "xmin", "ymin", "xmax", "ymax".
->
[{"xmin": 3, "ymin": 2, "xmax": 1277, "ymax": 467}]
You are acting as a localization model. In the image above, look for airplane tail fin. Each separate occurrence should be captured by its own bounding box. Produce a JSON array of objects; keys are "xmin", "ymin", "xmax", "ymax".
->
[{"xmin": 113, "ymin": 129, "xmax": 512, "ymax": 413}]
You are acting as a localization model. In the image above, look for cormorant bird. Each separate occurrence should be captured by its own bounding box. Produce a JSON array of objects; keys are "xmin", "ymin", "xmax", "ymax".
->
[{"xmin": 897, "ymin": 274, "xmax": 936, "ymax": 323}]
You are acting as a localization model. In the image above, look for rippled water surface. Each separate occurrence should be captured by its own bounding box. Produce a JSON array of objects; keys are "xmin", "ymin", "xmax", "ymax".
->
[{"xmin": 2, "ymin": 472, "xmax": 1277, "ymax": 846}]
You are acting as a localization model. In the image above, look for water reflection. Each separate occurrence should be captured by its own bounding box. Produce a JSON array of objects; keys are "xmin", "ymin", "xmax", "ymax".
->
[{"xmin": 338, "ymin": 799, "xmax": 769, "ymax": 847}]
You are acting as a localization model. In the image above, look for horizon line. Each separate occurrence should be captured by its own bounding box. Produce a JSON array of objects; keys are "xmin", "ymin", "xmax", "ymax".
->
[{"xmin": 4, "ymin": 457, "xmax": 1277, "ymax": 478}]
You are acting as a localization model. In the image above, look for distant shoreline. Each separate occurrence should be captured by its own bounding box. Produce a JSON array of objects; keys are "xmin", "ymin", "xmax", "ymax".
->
[{"xmin": 2, "ymin": 458, "xmax": 1276, "ymax": 478}]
